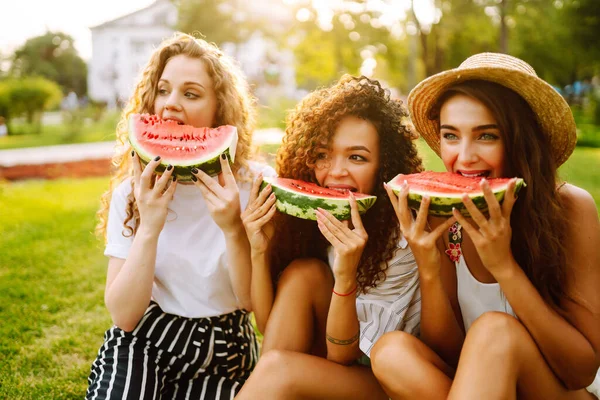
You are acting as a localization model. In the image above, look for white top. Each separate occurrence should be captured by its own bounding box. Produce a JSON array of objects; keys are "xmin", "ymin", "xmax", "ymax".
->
[
  {"xmin": 328, "ymin": 234, "xmax": 421, "ymax": 356},
  {"xmin": 456, "ymin": 255, "xmax": 515, "ymax": 331},
  {"xmin": 105, "ymin": 162, "xmax": 276, "ymax": 319},
  {"xmin": 455, "ymin": 255, "xmax": 600, "ymax": 396}
]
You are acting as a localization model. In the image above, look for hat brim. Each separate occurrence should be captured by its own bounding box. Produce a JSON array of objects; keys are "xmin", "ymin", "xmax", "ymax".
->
[{"xmin": 407, "ymin": 66, "xmax": 576, "ymax": 167}]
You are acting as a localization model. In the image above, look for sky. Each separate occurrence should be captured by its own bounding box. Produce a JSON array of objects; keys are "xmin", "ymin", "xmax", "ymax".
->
[
  {"xmin": 0, "ymin": 0, "xmax": 436, "ymax": 61},
  {"xmin": 0, "ymin": 0, "xmax": 155, "ymax": 60}
]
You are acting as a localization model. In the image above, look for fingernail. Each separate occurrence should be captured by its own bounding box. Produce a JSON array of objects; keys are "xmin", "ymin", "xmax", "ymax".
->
[
  {"xmin": 167, "ymin": 164, "xmax": 173, "ymax": 171},
  {"xmin": 267, "ymin": 184, "xmax": 271, "ymax": 190},
  {"xmin": 221, "ymin": 153, "xmax": 226, "ymax": 159},
  {"xmin": 270, "ymin": 193, "xmax": 275, "ymax": 199},
  {"xmin": 131, "ymin": 150, "xmax": 135, "ymax": 157},
  {"xmin": 172, "ymin": 175, "xmax": 176, "ymax": 181},
  {"xmin": 154, "ymin": 156, "xmax": 161, "ymax": 161},
  {"xmin": 191, "ymin": 175, "xmax": 197, "ymax": 182},
  {"xmin": 191, "ymin": 167, "xmax": 199, "ymax": 174}
]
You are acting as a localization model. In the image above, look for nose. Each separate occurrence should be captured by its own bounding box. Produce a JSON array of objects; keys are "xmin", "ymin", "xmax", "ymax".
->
[
  {"xmin": 327, "ymin": 157, "xmax": 348, "ymax": 178},
  {"xmin": 164, "ymin": 92, "xmax": 182, "ymax": 112},
  {"xmin": 458, "ymin": 140, "xmax": 479, "ymax": 165}
]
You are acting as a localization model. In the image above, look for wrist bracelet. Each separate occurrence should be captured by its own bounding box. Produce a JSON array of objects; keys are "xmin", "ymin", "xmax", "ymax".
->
[{"xmin": 332, "ymin": 285, "xmax": 357, "ymax": 297}]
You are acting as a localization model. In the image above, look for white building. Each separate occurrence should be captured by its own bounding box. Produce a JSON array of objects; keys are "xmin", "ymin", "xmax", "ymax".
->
[{"xmin": 88, "ymin": 0, "xmax": 297, "ymax": 108}]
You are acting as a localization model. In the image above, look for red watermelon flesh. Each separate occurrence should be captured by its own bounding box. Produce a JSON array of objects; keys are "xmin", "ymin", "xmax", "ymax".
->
[
  {"xmin": 387, "ymin": 171, "xmax": 526, "ymax": 216},
  {"xmin": 128, "ymin": 113, "xmax": 238, "ymax": 181}
]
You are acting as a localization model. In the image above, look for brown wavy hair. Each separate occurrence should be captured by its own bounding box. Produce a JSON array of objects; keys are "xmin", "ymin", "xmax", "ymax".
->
[
  {"xmin": 430, "ymin": 80, "xmax": 570, "ymax": 309},
  {"xmin": 271, "ymin": 75, "xmax": 423, "ymax": 293},
  {"xmin": 96, "ymin": 32, "xmax": 256, "ymax": 240}
]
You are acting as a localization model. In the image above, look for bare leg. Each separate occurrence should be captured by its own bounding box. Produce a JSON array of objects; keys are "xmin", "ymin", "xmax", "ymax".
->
[
  {"xmin": 370, "ymin": 331, "xmax": 454, "ymax": 400},
  {"xmin": 449, "ymin": 312, "xmax": 595, "ymax": 400},
  {"xmin": 235, "ymin": 349, "xmax": 388, "ymax": 400},
  {"xmin": 261, "ymin": 258, "xmax": 334, "ymax": 356}
]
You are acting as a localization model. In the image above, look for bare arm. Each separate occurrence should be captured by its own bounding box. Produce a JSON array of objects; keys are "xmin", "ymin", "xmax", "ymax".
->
[
  {"xmin": 105, "ymin": 154, "xmax": 176, "ymax": 331},
  {"xmin": 241, "ymin": 175, "xmax": 277, "ymax": 333},
  {"xmin": 317, "ymin": 196, "xmax": 366, "ymax": 365},
  {"xmin": 455, "ymin": 181, "xmax": 600, "ymax": 389},
  {"xmin": 193, "ymin": 156, "xmax": 254, "ymax": 311},
  {"xmin": 419, "ymin": 227, "xmax": 465, "ymax": 367},
  {"xmin": 385, "ymin": 183, "xmax": 464, "ymax": 367}
]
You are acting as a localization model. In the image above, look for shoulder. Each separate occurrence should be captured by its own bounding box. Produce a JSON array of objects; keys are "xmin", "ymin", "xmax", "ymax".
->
[
  {"xmin": 110, "ymin": 177, "xmax": 134, "ymax": 204},
  {"xmin": 247, "ymin": 161, "xmax": 277, "ymax": 178},
  {"xmin": 558, "ymin": 183, "xmax": 598, "ymax": 223}
]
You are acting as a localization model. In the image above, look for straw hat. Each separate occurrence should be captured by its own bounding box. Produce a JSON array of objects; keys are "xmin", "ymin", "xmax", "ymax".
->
[{"xmin": 407, "ymin": 52, "xmax": 576, "ymax": 167}]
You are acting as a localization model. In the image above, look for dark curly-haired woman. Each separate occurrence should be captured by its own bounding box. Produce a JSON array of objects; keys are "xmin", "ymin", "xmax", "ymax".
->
[{"xmin": 236, "ymin": 75, "xmax": 444, "ymax": 399}]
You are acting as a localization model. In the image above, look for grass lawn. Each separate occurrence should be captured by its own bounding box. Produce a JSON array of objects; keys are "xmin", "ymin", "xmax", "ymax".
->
[{"xmin": 1, "ymin": 145, "xmax": 598, "ymax": 398}]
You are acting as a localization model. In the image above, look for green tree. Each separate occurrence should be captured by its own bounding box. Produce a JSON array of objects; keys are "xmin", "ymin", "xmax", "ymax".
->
[
  {"xmin": 10, "ymin": 32, "xmax": 87, "ymax": 96},
  {"xmin": 0, "ymin": 77, "xmax": 63, "ymax": 133}
]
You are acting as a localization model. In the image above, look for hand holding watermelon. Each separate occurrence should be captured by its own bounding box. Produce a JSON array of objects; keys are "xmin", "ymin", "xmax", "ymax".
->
[
  {"xmin": 385, "ymin": 181, "xmax": 456, "ymax": 278},
  {"xmin": 316, "ymin": 193, "xmax": 368, "ymax": 285},
  {"xmin": 451, "ymin": 178, "xmax": 519, "ymax": 277},
  {"xmin": 242, "ymin": 174, "xmax": 277, "ymax": 254},
  {"xmin": 191, "ymin": 154, "xmax": 243, "ymax": 234},
  {"xmin": 131, "ymin": 153, "xmax": 177, "ymax": 234}
]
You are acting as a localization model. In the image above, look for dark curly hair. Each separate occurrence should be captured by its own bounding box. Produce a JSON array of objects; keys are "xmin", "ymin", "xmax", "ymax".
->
[{"xmin": 270, "ymin": 75, "xmax": 423, "ymax": 293}]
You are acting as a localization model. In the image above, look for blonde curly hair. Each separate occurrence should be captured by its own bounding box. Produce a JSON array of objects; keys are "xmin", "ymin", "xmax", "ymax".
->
[
  {"xmin": 271, "ymin": 75, "xmax": 423, "ymax": 293},
  {"xmin": 96, "ymin": 32, "xmax": 256, "ymax": 240}
]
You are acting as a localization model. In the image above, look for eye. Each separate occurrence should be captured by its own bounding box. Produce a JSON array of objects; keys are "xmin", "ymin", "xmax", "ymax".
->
[
  {"xmin": 349, "ymin": 154, "xmax": 367, "ymax": 162},
  {"xmin": 479, "ymin": 133, "xmax": 499, "ymax": 140},
  {"xmin": 316, "ymin": 151, "xmax": 328, "ymax": 160},
  {"xmin": 157, "ymin": 88, "xmax": 168, "ymax": 96},
  {"xmin": 442, "ymin": 132, "xmax": 458, "ymax": 140},
  {"xmin": 185, "ymin": 91, "xmax": 199, "ymax": 99}
]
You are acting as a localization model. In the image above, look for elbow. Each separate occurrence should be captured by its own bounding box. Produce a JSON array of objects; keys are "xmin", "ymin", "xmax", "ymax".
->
[{"xmin": 560, "ymin": 357, "xmax": 599, "ymax": 390}]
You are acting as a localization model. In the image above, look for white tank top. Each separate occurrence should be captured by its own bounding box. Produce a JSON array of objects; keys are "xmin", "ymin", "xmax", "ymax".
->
[
  {"xmin": 455, "ymin": 254, "xmax": 600, "ymax": 397},
  {"xmin": 455, "ymin": 255, "xmax": 516, "ymax": 331}
]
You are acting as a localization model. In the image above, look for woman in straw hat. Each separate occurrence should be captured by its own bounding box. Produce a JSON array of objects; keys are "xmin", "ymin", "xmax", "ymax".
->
[{"xmin": 373, "ymin": 52, "xmax": 600, "ymax": 399}]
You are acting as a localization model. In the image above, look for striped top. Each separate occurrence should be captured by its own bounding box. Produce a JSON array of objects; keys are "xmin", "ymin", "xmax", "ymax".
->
[{"xmin": 328, "ymin": 235, "xmax": 421, "ymax": 356}]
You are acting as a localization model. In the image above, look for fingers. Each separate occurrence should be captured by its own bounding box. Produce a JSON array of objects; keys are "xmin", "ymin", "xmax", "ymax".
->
[
  {"xmin": 384, "ymin": 183, "xmax": 400, "ymax": 217},
  {"xmin": 452, "ymin": 207, "xmax": 479, "ymax": 239},
  {"xmin": 316, "ymin": 211, "xmax": 346, "ymax": 249},
  {"xmin": 132, "ymin": 151, "xmax": 142, "ymax": 187},
  {"xmin": 348, "ymin": 193, "xmax": 365, "ymax": 233},
  {"xmin": 461, "ymin": 194, "xmax": 487, "ymax": 229},
  {"xmin": 248, "ymin": 183, "xmax": 272, "ymax": 213},
  {"xmin": 193, "ymin": 168, "xmax": 226, "ymax": 199},
  {"xmin": 395, "ymin": 181, "xmax": 415, "ymax": 232},
  {"xmin": 501, "ymin": 178, "xmax": 518, "ymax": 218},
  {"xmin": 218, "ymin": 153, "xmax": 236, "ymax": 187},
  {"xmin": 252, "ymin": 202, "xmax": 277, "ymax": 228},
  {"xmin": 139, "ymin": 155, "xmax": 163, "ymax": 189},
  {"xmin": 247, "ymin": 173, "xmax": 264, "ymax": 206},
  {"xmin": 316, "ymin": 208, "xmax": 354, "ymax": 242},
  {"xmin": 430, "ymin": 215, "xmax": 458, "ymax": 239},
  {"xmin": 480, "ymin": 179, "xmax": 502, "ymax": 222},
  {"xmin": 414, "ymin": 196, "xmax": 430, "ymax": 233},
  {"xmin": 153, "ymin": 164, "xmax": 175, "ymax": 195}
]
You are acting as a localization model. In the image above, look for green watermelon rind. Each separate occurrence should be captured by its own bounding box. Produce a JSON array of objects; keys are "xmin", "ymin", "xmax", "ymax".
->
[
  {"xmin": 388, "ymin": 178, "xmax": 526, "ymax": 217},
  {"xmin": 128, "ymin": 115, "xmax": 238, "ymax": 182},
  {"xmin": 261, "ymin": 177, "xmax": 377, "ymax": 221}
]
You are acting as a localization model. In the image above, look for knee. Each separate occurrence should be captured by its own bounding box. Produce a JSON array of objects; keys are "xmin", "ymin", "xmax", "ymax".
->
[
  {"xmin": 371, "ymin": 331, "xmax": 421, "ymax": 381},
  {"xmin": 466, "ymin": 312, "xmax": 527, "ymax": 357},
  {"xmin": 277, "ymin": 258, "xmax": 333, "ymax": 292},
  {"xmin": 252, "ymin": 350, "xmax": 298, "ymax": 394}
]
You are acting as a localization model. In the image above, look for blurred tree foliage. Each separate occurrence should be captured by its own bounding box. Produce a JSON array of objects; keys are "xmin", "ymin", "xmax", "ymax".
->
[
  {"xmin": 0, "ymin": 77, "xmax": 63, "ymax": 133},
  {"xmin": 9, "ymin": 32, "xmax": 87, "ymax": 96},
  {"xmin": 173, "ymin": 0, "xmax": 599, "ymax": 93}
]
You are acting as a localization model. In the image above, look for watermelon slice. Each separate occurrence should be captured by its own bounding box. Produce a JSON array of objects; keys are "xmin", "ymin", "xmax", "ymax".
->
[
  {"xmin": 128, "ymin": 113, "xmax": 238, "ymax": 181},
  {"xmin": 261, "ymin": 177, "xmax": 377, "ymax": 221},
  {"xmin": 387, "ymin": 171, "xmax": 526, "ymax": 217}
]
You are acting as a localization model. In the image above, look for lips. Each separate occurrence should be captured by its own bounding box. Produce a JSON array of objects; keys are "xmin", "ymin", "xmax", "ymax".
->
[
  {"xmin": 162, "ymin": 116, "xmax": 185, "ymax": 125},
  {"xmin": 456, "ymin": 170, "xmax": 490, "ymax": 178},
  {"xmin": 326, "ymin": 184, "xmax": 357, "ymax": 193}
]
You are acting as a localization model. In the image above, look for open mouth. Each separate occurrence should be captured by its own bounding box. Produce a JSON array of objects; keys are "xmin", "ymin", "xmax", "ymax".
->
[
  {"xmin": 457, "ymin": 171, "xmax": 491, "ymax": 178},
  {"xmin": 327, "ymin": 186, "xmax": 357, "ymax": 193},
  {"xmin": 163, "ymin": 118, "xmax": 185, "ymax": 125}
]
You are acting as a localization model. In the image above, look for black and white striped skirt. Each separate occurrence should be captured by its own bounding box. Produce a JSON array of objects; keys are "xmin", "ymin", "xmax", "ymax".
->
[{"xmin": 86, "ymin": 302, "xmax": 258, "ymax": 400}]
